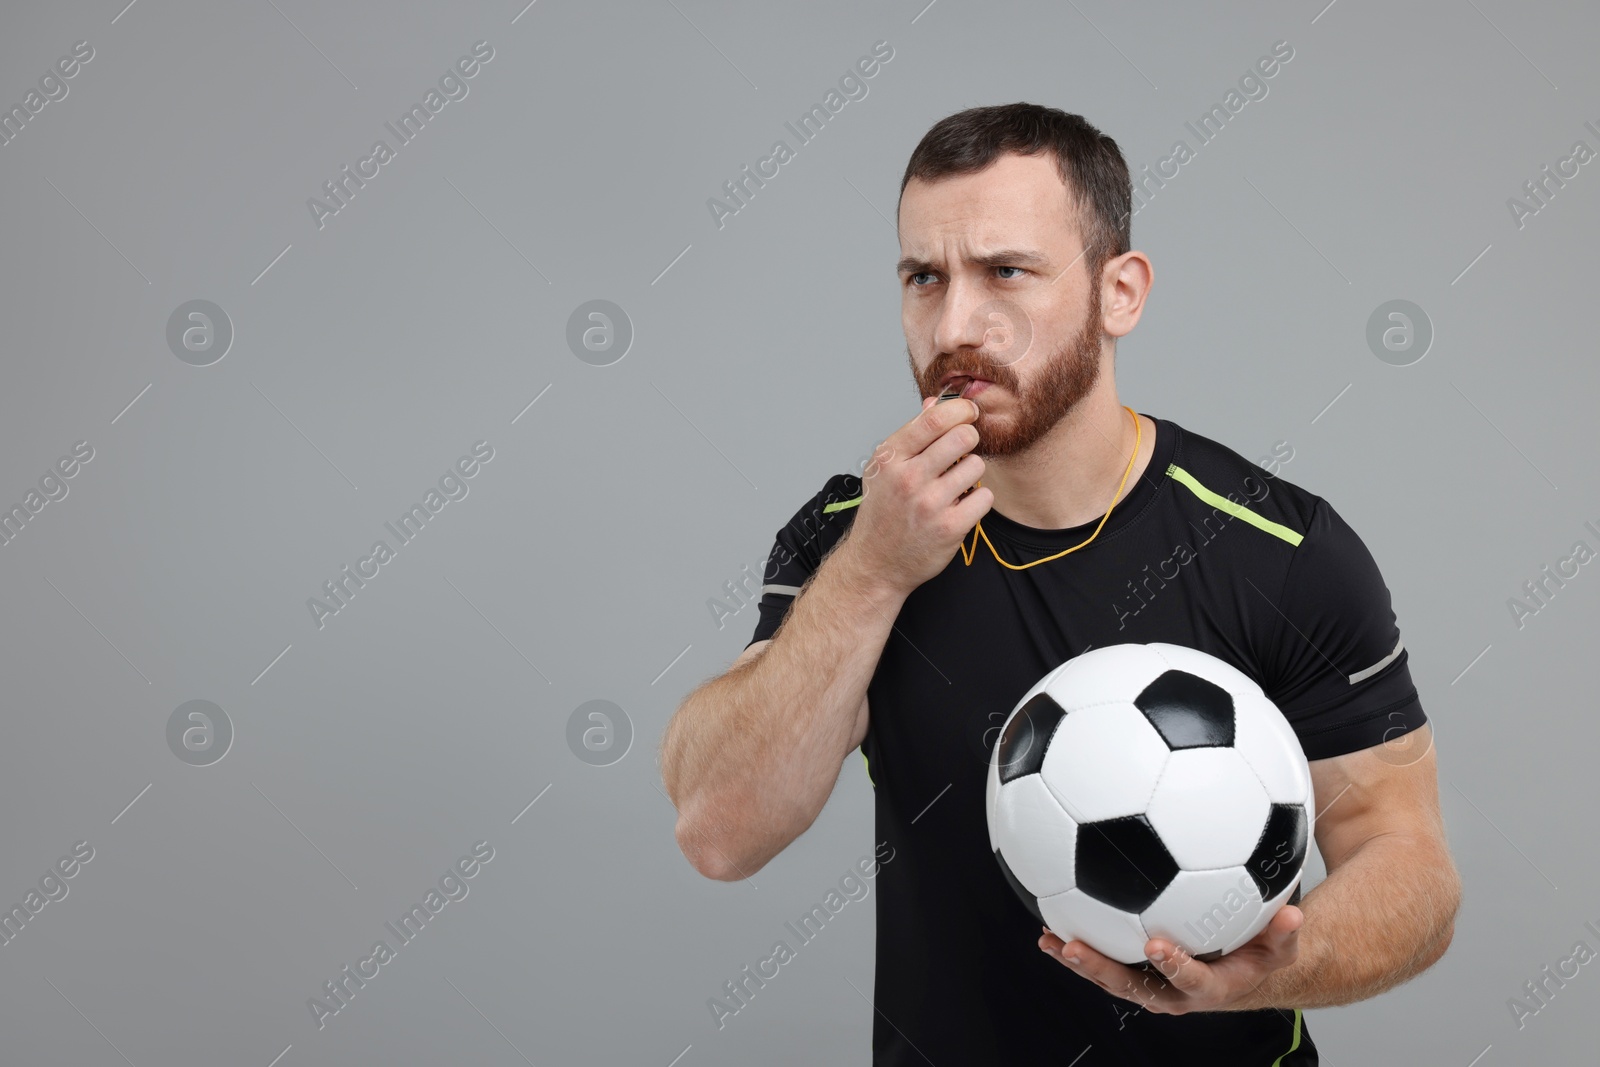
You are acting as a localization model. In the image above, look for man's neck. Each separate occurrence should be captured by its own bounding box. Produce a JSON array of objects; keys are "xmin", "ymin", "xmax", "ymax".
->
[{"xmin": 978, "ymin": 392, "xmax": 1158, "ymax": 531}]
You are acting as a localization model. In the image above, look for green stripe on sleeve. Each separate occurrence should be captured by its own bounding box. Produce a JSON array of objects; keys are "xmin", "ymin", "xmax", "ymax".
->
[
  {"xmin": 1166, "ymin": 464, "xmax": 1304, "ymax": 547},
  {"xmin": 823, "ymin": 496, "xmax": 863, "ymax": 513},
  {"xmin": 1269, "ymin": 1008, "xmax": 1303, "ymax": 1066}
]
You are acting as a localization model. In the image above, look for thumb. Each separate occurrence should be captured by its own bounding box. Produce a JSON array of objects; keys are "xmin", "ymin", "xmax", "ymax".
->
[{"xmin": 922, "ymin": 395, "xmax": 936, "ymax": 410}]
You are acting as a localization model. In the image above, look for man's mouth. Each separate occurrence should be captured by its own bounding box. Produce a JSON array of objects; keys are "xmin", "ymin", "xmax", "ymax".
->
[{"xmin": 937, "ymin": 374, "xmax": 993, "ymax": 400}]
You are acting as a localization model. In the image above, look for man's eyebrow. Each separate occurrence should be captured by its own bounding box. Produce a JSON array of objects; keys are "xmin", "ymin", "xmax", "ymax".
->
[{"xmin": 895, "ymin": 248, "xmax": 1052, "ymax": 275}]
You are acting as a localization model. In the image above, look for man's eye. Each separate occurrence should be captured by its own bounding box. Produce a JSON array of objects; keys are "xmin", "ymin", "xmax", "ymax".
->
[
  {"xmin": 996, "ymin": 266, "xmax": 1025, "ymax": 279},
  {"xmin": 909, "ymin": 272, "xmax": 936, "ymax": 286}
]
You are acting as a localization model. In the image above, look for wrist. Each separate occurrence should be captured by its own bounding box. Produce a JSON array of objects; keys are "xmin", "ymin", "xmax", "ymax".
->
[{"xmin": 826, "ymin": 535, "xmax": 911, "ymax": 608}]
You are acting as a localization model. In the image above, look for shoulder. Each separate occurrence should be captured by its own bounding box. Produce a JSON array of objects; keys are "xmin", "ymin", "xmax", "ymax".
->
[
  {"xmin": 792, "ymin": 470, "xmax": 864, "ymax": 525},
  {"xmin": 1159, "ymin": 418, "xmax": 1323, "ymax": 549},
  {"xmin": 766, "ymin": 470, "xmax": 863, "ymax": 559}
]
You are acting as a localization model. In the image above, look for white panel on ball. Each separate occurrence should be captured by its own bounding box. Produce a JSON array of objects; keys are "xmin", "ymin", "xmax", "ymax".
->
[
  {"xmin": 1039, "ymin": 703, "xmax": 1170, "ymax": 823},
  {"xmin": 1231, "ymin": 690, "xmax": 1311, "ymax": 805},
  {"xmin": 1140, "ymin": 867, "xmax": 1267, "ymax": 957},
  {"xmin": 1046, "ymin": 643, "xmax": 1168, "ymax": 710},
  {"xmin": 993, "ymin": 775, "xmax": 1079, "ymax": 898},
  {"xmin": 1145, "ymin": 748, "xmax": 1271, "ymax": 869},
  {"xmin": 1038, "ymin": 887, "xmax": 1152, "ymax": 965},
  {"xmin": 985, "ymin": 756, "xmax": 1002, "ymax": 853}
]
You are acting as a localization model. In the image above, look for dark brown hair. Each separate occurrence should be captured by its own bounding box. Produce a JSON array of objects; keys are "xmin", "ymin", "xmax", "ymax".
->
[{"xmin": 898, "ymin": 103, "xmax": 1131, "ymax": 282}]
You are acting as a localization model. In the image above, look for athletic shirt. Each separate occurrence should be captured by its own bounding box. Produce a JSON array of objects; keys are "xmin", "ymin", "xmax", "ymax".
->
[{"xmin": 744, "ymin": 414, "xmax": 1426, "ymax": 1066}]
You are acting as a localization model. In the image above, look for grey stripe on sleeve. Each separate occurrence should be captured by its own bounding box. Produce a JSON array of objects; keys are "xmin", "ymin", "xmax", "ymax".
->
[{"xmin": 1348, "ymin": 636, "xmax": 1403, "ymax": 684}]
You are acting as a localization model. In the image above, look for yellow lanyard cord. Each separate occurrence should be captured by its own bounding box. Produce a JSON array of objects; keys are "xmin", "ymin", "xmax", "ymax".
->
[{"xmin": 958, "ymin": 405, "xmax": 1142, "ymax": 570}]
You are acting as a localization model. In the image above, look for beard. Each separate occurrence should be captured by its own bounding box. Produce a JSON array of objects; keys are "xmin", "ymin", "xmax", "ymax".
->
[{"xmin": 910, "ymin": 283, "xmax": 1105, "ymax": 458}]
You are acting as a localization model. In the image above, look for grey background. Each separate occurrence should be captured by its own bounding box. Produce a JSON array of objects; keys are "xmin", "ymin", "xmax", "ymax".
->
[{"xmin": 0, "ymin": 0, "xmax": 1592, "ymax": 1063}]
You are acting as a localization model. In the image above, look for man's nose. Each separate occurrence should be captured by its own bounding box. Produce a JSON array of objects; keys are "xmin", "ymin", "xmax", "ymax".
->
[{"xmin": 932, "ymin": 277, "xmax": 994, "ymax": 355}]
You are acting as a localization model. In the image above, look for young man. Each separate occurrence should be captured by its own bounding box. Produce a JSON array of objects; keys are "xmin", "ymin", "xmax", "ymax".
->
[{"xmin": 660, "ymin": 103, "xmax": 1459, "ymax": 1065}]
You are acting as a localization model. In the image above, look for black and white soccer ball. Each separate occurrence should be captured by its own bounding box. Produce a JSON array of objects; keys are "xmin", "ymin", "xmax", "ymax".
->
[{"xmin": 985, "ymin": 642, "xmax": 1313, "ymax": 965}]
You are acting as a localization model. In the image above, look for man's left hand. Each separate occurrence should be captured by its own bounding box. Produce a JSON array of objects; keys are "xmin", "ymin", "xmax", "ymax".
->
[{"xmin": 1037, "ymin": 904, "xmax": 1302, "ymax": 1014}]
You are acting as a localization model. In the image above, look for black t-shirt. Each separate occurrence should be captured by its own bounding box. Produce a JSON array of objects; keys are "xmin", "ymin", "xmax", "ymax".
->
[{"xmin": 744, "ymin": 414, "xmax": 1425, "ymax": 1066}]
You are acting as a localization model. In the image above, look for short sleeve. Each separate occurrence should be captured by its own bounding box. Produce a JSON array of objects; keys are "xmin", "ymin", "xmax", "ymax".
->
[
  {"xmin": 1261, "ymin": 497, "xmax": 1427, "ymax": 761},
  {"xmin": 745, "ymin": 473, "xmax": 862, "ymax": 649}
]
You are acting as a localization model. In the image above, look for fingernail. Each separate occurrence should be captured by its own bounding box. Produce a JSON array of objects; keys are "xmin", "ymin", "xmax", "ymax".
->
[
  {"xmin": 1065, "ymin": 955, "xmax": 1080, "ymax": 966},
  {"xmin": 1148, "ymin": 949, "xmax": 1165, "ymax": 962}
]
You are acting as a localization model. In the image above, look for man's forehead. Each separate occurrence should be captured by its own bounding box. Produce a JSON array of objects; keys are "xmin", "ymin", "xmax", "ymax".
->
[{"xmin": 898, "ymin": 160, "xmax": 1075, "ymax": 265}]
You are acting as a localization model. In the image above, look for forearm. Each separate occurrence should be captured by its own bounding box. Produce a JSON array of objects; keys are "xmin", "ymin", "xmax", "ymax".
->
[
  {"xmin": 1230, "ymin": 834, "xmax": 1460, "ymax": 1011},
  {"xmin": 662, "ymin": 537, "xmax": 904, "ymax": 876}
]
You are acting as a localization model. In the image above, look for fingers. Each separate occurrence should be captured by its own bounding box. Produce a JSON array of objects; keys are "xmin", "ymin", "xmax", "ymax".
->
[
  {"xmin": 1144, "ymin": 939, "xmax": 1210, "ymax": 997},
  {"xmin": 1040, "ymin": 936, "xmax": 1152, "ymax": 1002},
  {"xmin": 894, "ymin": 396, "xmax": 978, "ymax": 460},
  {"xmin": 1257, "ymin": 904, "xmax": 1302, "ymax": 965},
  {"xmin": 913, "ymin": 419, "xmax": 981, "ymax": 485},
  {"xmin": 1038, "ymin": 910, "xmax": 1303, "ymax": 1016}
]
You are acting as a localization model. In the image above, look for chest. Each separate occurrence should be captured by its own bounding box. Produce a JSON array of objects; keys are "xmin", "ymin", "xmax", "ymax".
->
[{"xmin": 865, "ymin": 531, "xmax": 1271, "ymax": 795}]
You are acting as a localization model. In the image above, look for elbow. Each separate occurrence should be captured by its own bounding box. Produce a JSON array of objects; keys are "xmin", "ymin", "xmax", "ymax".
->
[
  {"xmin": 674, "ymin": 797, "xmax": 757, "ymax": 883},
  {"xmin": 1416, "ymin": 859, "xmax": 1462, "ymax": 972}
]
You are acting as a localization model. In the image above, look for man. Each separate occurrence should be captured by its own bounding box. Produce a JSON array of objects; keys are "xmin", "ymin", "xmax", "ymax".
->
[{"xmin": 659, "ymin": 102, "xmax": 1459, "ymax": 1065}]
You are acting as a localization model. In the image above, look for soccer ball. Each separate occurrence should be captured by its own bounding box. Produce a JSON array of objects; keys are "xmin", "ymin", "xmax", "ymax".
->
[{"xmin": 985, "ymin": 642, "xmax": 1313, "ymax": 965}]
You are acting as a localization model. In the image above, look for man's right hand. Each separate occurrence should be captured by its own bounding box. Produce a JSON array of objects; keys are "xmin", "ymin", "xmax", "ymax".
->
[{"xmin": 840, "ymin": 395, "xmax": 993, "ymax": 598}]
